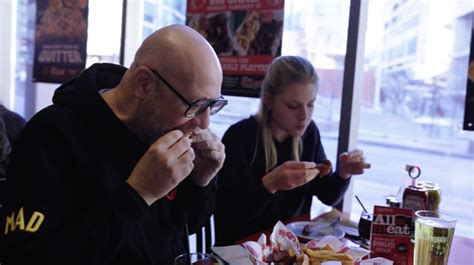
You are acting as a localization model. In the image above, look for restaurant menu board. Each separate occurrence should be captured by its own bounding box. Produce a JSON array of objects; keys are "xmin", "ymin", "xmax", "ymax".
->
[
  {"xmin": 186, "ymin": 0, "xmax": 284, "ymax": 97},
  {"xmin": 33, "ymin": 0, "xmax": 89, "ymax": 83},
  {"xmin": 370, "ymin": 206, "xmax": 414, "ymax": 265}
]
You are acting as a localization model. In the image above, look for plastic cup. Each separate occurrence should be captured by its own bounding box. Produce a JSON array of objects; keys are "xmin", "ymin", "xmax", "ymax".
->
[
  {"xmin": 414, "ymin": 210, "xmax": 456, "ymax": 265},
  {"xmin": 358, "ymin": 211, "xmax": 373, "ymax": 247},
  {"xmin": 174, "ymin": 252, "xmax": 224, "ymax": 265}
]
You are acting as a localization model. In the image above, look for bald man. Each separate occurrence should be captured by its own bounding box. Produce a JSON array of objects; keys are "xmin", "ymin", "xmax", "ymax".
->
[{"xmin": 1, "ymin": 25, "xmax": 227, "ymax": 265}]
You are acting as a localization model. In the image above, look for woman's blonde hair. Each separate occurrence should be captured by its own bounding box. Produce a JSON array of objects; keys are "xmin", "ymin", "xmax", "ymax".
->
[{"xmin": 253, "ymin": 56, "xmax": 319, "ymax": 173}]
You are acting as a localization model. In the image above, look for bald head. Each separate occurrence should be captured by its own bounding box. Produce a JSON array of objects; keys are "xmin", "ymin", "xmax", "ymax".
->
[
  {"xmin": 132, "ymin": 25, "xmax": 222, "ymax": 98},
  {"xmin": 103, "ymin": 25, "xmax": 223, "ymax": 143},
  {"xmin": 134, "ymin": 25, "xmax": 218, "ymax": 67}
]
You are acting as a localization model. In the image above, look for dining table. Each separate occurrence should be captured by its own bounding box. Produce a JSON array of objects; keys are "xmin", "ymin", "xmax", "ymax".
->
[{"xmin": 234, "ymin": 210, "xmax": 474, "ymax": 264}]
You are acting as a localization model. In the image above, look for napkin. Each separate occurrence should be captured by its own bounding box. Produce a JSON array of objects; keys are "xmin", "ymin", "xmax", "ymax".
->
[
  {"xmin": 211, "ymin": 245, "xmax": 254, "ymax": 264},
  {"xmin": 359, "ymin": 257, "xmax": 394, "ymax": 265}
]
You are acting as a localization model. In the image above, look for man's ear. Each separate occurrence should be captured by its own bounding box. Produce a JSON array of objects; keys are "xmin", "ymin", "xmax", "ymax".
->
[{"xmin": 133, "ymin": 67, "xmax": 154, "ymax": 100}]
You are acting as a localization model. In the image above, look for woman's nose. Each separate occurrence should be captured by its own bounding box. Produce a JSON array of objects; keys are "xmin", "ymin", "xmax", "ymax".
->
[{"xmin": 298, "ymin": 106, "xmax": 309, "ymax": 120}]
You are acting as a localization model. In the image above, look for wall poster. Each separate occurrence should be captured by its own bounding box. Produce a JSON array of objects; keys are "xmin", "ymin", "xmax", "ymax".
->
[
  {"xmin": 33, "ymin": 0, "xmax": 89, "ymax": 83},
  {"xmin": 186, "ymin": 0, "xmax": 284, "ymax": 97}
]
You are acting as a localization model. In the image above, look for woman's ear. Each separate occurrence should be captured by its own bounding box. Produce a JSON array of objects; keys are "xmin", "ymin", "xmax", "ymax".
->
[
  {"xmin": 262, "ymin": 92, "xmax": 273, "ymax": 110},
  {"xmin": 133, "ymin": 67, "xmax": 154, "ymax": 100}
]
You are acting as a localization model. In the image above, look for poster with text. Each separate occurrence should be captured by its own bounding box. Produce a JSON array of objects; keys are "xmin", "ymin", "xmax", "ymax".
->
[
  {"xmin": 370, "ymin": 206, "xmax": 414, "ymax": 265},
  {"xmin": 33, "ymin": 0, "xmax": 89, "ymax": 84},
  {"xmin": 186, "ymin": 0, "xmax": 284, "ymax": 97}
]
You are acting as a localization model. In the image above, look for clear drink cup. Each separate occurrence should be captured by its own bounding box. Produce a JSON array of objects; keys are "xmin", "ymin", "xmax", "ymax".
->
[
  {"xmin": 174, "ymin": 252, "xmax": 224, "ymax": 265},
  {"xmin": 358, "ymin": 211, "xmax": 373, "ymax": 248},
  {"xmin": 414, "ymin": 210, "xmax": 456, "ymax": 265}
]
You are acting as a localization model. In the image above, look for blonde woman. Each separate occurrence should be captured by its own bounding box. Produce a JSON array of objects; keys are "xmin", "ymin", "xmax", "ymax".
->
[{"xmin": 214, "ymin": 56, "xmax": 370, "ymax": 245}]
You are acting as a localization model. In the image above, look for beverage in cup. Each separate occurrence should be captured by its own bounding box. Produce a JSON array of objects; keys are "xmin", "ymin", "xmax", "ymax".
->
[
  {"xmin": 358, "ymin": 211, "xmax": 373, "ymax": 247},
  {"xmin": 414, "ymin": 210, "xmax": 456, "ymax": 265},
  {"xmin": 174, "ymin": 252, "xmax": 223, "ymax": 265}
]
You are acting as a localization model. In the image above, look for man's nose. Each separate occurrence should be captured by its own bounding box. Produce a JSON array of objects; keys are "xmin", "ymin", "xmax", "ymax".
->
[{"xmin": 194, "ymin": 107, "xmax": 211, "ymax": 129}]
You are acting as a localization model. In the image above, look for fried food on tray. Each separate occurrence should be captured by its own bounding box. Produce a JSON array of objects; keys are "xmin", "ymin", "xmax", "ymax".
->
[
  {"xmin": 302, "ymin": 224, "xmax": 313, "ymax": 236},
  {"xmin": 267, "ymin": 248, "xmax": 309, "ymax": 265},
  {"xmin": 303, "ymin": 246, "xmax": 354, "ymax": 265}
]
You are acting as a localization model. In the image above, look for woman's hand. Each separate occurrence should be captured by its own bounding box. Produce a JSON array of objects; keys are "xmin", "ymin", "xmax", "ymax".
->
[
  {"xmin": 262, "ymin": 161, "xmax": 320, "ymax": 193},
  {"xmin": 338, "ymin": 149, "xmax": 371, "ymax": 179}
]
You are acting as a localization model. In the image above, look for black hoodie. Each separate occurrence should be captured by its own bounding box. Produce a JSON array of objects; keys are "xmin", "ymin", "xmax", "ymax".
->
[{"xmin": 0, "ymin": 63, "xmax": 216, "ymax": 265}]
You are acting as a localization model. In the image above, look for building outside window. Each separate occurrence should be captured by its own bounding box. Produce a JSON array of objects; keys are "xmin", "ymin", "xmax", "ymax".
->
[{"xmin": 357, "ymin": 0, "xmax": 473, "ymax": 239}]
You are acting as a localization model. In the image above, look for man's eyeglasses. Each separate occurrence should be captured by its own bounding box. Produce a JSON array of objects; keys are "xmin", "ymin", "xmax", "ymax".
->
[{"xmin": 148, "ymin": 68, "xmax": 227, "ymax": 118}]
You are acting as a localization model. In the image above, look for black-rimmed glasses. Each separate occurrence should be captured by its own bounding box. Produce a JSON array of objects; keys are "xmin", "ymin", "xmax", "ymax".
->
[{"xmin": 148, "ymin": 68, "xmax": 227, "ymax": 118}]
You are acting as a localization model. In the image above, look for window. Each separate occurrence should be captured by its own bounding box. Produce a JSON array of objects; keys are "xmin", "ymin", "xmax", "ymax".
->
[
  {"xmin": 393, "ymin": 3, "xmax": 399, "ymax": 12},
  {"xmin": 144, "ymin": 2, "xmax": 155, "ymax": 23},
  {"xmin": 406, "ymin": 37, "xmax": 417, "ymax": 55},
  {"xmin": 357, "ymin": 0, "xmax": 474, "ymax": 239},
  {"xmin": 404, "ymin": 15, "xmax": 419, "ymax": 31}
]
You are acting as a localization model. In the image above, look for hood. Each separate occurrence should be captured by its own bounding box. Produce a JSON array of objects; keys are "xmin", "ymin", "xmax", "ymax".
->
[{"xmin": 52, "ymin": 63, "xmax": 127, "ymax": 110}]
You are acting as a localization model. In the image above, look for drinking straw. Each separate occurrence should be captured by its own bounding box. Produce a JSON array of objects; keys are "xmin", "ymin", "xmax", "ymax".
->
[
  {"xmin": 355, "ymin": 195, "xmax": 369, "ymax": 213},
  {"xmin": 184, "ymin": 211, "xmax": 191, "ymax": 265}
]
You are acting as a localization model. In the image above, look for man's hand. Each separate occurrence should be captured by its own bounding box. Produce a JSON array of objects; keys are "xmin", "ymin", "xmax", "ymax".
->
[
  {"xmin": 127, "ymin": 130, "xmax": 195, "ymax": 205},
  {"xmin": 338, "ymin": 149, "xmax": 371, "ymax": 179},
  {"xmin": 189, "ymin": 129, "xmax": 225, "ymax": 187},
  {"xmin": 262, "ymin": 161, "xmax": 320, "ymax": 194}
]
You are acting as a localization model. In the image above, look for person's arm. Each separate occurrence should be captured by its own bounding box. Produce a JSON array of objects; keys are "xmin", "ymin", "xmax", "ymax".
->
[
  {"xmin": 311, "ymin": 170, "xmax": 351, "ymax": 206},
  {"xmin": 0, "ymin": 120, "xmax": 147, "ymax": 265},
  {"xmin": 172, "ymin": 128, "xmax": 223, "ymax": 233}
]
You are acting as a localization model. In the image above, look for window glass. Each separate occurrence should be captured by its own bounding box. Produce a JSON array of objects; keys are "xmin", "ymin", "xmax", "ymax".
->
[
  {"xmin": 355, "ymin": 0, "xmax": 474, "ymax": 239},
  {"xmin": 14, "ymin": 0, "xmax": 34, "ymax": 116},
  {"xmin": 279, "ymin": 0, "xmax": 350, "ymax": 163},
  {"xmin": 86, "ymin": 0, "xmax": 123, "ymax": 65}
]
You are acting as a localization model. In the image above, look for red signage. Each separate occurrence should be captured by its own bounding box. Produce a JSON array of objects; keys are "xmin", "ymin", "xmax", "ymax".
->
[
  {"xmin": 186, "ymin": 0, "xmax": 285, "ymax": 96},
  {"xmin": 370, "ymin": 205, "xmax": 414, "ymax": 265}
]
